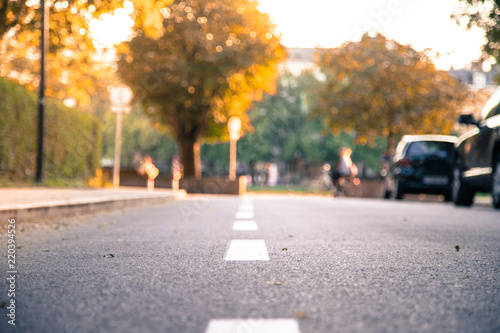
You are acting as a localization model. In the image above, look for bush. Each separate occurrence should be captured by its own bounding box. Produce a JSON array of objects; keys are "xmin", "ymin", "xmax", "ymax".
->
[{"xmin": 0, "ymin": 77, "xmax": 102, "ymax": 184}]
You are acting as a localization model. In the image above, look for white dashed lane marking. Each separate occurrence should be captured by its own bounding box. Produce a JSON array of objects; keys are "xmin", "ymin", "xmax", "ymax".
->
[
  {"xmin": 224, "ymin": 239, "xmax": 270, "ymax": 261},
  {"xmin": 238, "ymin": 204, "xmax": 254, "ymax": 212},
  {"xmin": 205, "ymin": 318, "xmax": 301, "ymax": 333},
  {"xmin": 232, "ymin": 220, "xmax": 259, "ymax": 231},
  {"xmin": 215, "ymin": 201, "xmax": 301, "ymax": 331},
  {"xmin": 235, "ymin": 211, "xmax": 254, "ymax": 219}
]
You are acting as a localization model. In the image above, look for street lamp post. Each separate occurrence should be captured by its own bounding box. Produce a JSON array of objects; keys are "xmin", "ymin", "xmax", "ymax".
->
[
  {"xmin": 227, "ymin": 116, "xmax": 241, "ymax": 181},
  {"xmin": 35, "ymin": 0, "xmax": 49, "ymax": 183},
  {"xmin": 109, "ymin": 86, "xmax": 133, "ymax": 188}
]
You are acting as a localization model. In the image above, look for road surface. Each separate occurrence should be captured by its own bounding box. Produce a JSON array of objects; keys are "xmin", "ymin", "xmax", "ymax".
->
[{"xmin": 1, "ymin": 195, "xmax": 499, "ymax": 332}]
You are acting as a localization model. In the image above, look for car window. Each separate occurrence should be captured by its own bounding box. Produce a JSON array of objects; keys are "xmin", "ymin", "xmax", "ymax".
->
[{"xmin": 405, "ymin": 141, "xmax": 454, "ymax": 159}]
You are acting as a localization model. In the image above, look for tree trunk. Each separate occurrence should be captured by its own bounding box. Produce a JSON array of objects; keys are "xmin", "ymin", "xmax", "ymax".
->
[
  {"xmin": 386, "ymin": 132, "xmax": 395, "ymax": 154},
  {"xmin": 193, "ymin": 141, "xmax": 202, "ymax": 179},
  {"xmin": 179, "ymin": 138, "xmax": 196, "ymax": 178},
  {"xmin": 178, "ymin": 137, "xmax": 203, "ymax": 178}
]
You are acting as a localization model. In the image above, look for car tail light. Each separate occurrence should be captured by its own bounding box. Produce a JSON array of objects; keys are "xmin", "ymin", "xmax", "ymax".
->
[{"xmin": 396, "ymin": 158, "xmax": 412, "ymax": 168}]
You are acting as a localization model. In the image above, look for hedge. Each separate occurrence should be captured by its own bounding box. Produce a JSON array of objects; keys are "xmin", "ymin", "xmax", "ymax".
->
[{"xmin": 0, "ymin": 77, "xmax": 102, "ymax": 184}]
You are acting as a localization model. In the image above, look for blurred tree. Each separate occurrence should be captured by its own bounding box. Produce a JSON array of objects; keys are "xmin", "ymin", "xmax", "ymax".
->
[
  {"xmin": 453, "ymin": 0, "xmax": 500, "ymax": 62},
  {"xmin": 210, "ymin": 71, "xmax": 386, "ymax": 176},
  {"xmin": 0, "ymin": 0, "xmax": 29, "ymax": 38},
  {"xmin": 311, "ymin": 34, "xmax": 469, "ymax": 153},
  {"xmin": 238, "ymin": 71, "xmax": 322, "ymax": 163},
  {"xmin": 0, "ymin": 0, "xmax": 173, "ymax": 106},
  {"xmin": 0, "ymin": 30, "xmax": 115, "ymax": 106},
  {"xmin": 95, "ymin": 102, "xmax": 178, "ymax": 169},
  {"xmin": 117, "ymin": 0, "xmax": 285, "ymax": 178},
  {"xmin": 0, "ymin": 0, "xmax": 172, "ymax": 43}
]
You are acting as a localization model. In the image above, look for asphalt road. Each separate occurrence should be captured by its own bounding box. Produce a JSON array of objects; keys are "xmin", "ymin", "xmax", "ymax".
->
[{"xmin": 1, "ymin": 195, "xmax": 499, "ymax": 333}]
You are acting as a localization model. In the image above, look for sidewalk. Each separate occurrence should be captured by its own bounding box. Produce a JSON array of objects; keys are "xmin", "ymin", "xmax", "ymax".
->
[{"xmin": 0, "ymin": 187, "xmax": 185, "ymax": 224}]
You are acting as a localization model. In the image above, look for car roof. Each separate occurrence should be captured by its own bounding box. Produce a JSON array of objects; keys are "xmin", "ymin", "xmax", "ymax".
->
[{"xmin": 400, "ymin": 135, "xmax": 458, "ymax": 144}]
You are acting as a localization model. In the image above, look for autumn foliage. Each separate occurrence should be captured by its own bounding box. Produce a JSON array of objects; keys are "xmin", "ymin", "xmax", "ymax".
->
[
  {"xmin": 118, "ymin": 0, "xmax": 285, "ymax": 177},
  {"xmin": 312, "ymin": 34, "xmax": 469, "ymax": 152},
  {"xmin": 0, "ymin": 0, "xmax": 173, "ymax": 106}
]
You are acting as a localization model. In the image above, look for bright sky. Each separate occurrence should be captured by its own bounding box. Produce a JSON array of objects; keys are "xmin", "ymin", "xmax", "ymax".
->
[{"xmin": 258, "ymin": 0, "xmax": 489, "ymax": 70}]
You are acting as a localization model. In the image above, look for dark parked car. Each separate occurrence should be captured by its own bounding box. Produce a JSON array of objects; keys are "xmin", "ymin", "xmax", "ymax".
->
[
  {"xmin": 453, "ymin": 88, "xmax": 500, "ymax": 209},
  {"xmin": 383, "ymin": 135, "xmax": 457, "ymax": 201}
]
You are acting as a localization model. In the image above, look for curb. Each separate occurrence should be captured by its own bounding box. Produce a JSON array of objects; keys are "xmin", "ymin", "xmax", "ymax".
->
[{"xmin": 0, "ymin": 190, "xmax": 186, "ymax": 225}]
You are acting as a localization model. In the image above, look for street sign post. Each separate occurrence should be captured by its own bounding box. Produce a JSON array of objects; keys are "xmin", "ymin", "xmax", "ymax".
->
[
  {"xmin": 109, "ymin": 86, "xmax": 133, "ymax": 188},
  {"xmin": 227, "ymin": 116, "xmax": 241, "ymax": 181}
]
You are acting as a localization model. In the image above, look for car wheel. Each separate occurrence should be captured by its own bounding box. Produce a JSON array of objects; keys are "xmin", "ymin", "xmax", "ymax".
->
[
  {"xmin": 492, "ymin": 154, "xmax": 500, "ymax": 209},
  {"xmin": 394, "ymin": 178, "xmax": 404, "ymax": 200},
  {"xmin": 452, "ymin": 159, "xmax": 474, "ymax": 206}
]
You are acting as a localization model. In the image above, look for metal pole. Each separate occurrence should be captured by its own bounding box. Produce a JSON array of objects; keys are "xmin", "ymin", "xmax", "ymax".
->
[
  {"xmin": 229, "ymin": 139, "xmax": 237, "ymax": 180},
  {"xmin": 113, "ymin": 110, "xmax": 123, "ymax": 188},
  {"xmin": 36, "ymin": 0, "xmax": 48, "ymax": 183}
]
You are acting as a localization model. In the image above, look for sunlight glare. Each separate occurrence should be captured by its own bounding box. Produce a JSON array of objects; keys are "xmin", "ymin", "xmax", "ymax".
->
[{"xmin": 89, "ymin": 4, "xmax": 134, "ymax": 48}]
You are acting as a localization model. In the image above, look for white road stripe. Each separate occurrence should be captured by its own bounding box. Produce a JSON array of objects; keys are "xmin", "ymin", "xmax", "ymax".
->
[
  {"xmin": 232, "ymin": 220, "xmax": 259, "ymax": 231},
  {"xmin": 239, "ymin": 199, "xmax": 253, "ymax": 209},
  {"xmin": 205, "ymin": 318, "xmax": 301, "ymax": 333},
  {"xmin": 235, "ymin": 211, "xmax": 254, "ymax": 219},
  {"xmin": 238, "ymin": 205, "xmax": 254, "ymax": 212},
  {"xmin": 224, "ymin": 239, "xmax": 270, "ymax": 261}
]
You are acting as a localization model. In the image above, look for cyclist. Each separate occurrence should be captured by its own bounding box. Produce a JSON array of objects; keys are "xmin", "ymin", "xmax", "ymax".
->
[
  {"xmin": 336, "ymin": 147, "xmax": 358, "ymax": 177},
  {"xmin": 333, "ymin": 147, "xmax": 359, "ymax": 196}
]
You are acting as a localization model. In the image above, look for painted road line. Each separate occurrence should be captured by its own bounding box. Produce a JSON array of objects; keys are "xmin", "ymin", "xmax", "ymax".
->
[
  {"xmin": 239, "ymin": 199, "xmax": 253, "ymax": 208},
  {"xmin": 235, "ymin": 211, "xmax": 254, "ymax": 219},
  {"xmin": 232, "ymin": 220, "xmax": 259, "ymax": 231},
  {"xmin": 205, "ymin": 318, "xmax": 301, "ymax": 333},
  {"xmin": 238, "ymin": 204, "xmax": 254, "ymax": 212},
  {"xmin": 224, "ymin": 239, "xmax": 270, "ymax": 261}
]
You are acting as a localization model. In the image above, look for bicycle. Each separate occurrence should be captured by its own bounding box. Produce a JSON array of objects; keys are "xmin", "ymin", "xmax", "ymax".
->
[{"xmin": 333, "ymin": 176, "xmax": 363, "ymax": 197}]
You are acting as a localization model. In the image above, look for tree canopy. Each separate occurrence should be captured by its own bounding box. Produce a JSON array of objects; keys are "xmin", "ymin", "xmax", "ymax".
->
[
  {"xmin": 117, "ymin": 0, "xmax": 285, "ymax": 177},
  {"xmin": 311, "ymin": 34, "xmax": 469, "ymax": 152},
  {"xmin": 0, "ymin": 0, "xmax": 172, "ymax": 41},
  {"xmin": 454, "ymin": 0, "xmax": 500, "ymax": 62},
  {"xmin": 0, "ymin": 0, "xmax": 172, "ymax": 105}
]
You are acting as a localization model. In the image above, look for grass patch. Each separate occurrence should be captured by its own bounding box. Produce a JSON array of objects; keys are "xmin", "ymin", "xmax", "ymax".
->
[
  {"xmin": 0, "ymin": 179, "xmax": 89, "ymax": 188},
  {"xmin": 247, "ymin": 185, "xmax": 331, "ymax": 195},
  {"xmin": 475, "ymin": 192, "xmax": 492, "ymax": 198}
]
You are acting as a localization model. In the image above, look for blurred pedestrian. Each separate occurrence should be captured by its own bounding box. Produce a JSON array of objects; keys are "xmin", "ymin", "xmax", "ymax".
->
[{"xmin": 335, "ymin": 147, "xmax": 358, "ymax": 178}]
